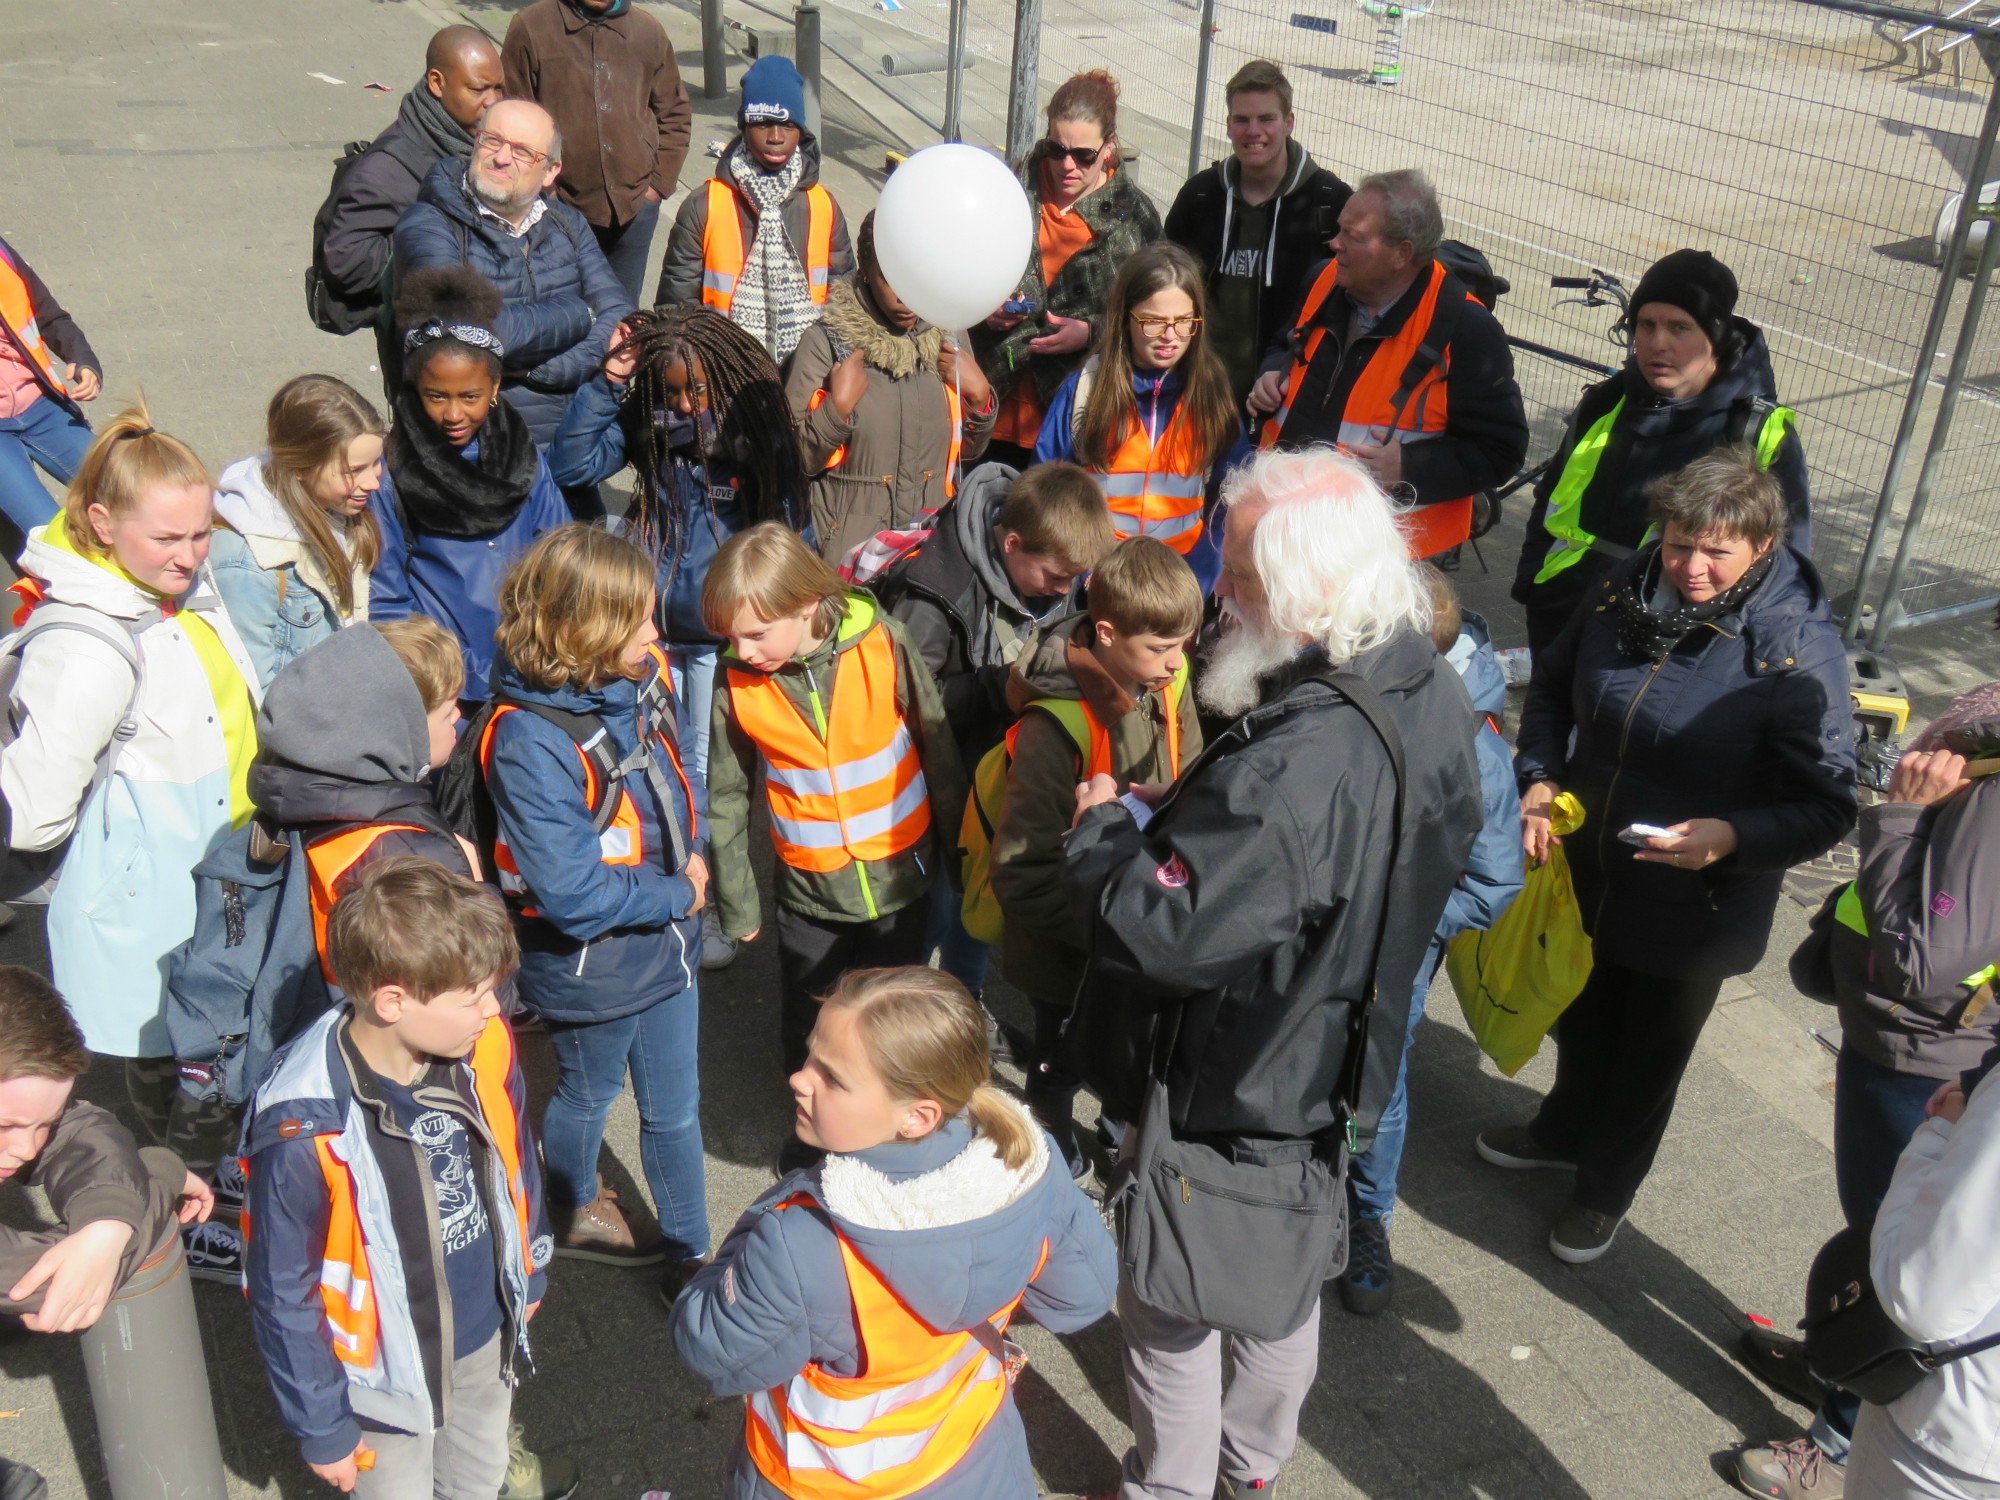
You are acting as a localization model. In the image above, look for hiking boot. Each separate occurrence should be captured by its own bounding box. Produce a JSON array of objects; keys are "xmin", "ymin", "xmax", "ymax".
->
[
  {"xmin": 1337, "ymin": 1216, "xmax": 1394, "ymax": 1316},
  {"xmin": 500, "ymin": 1424, "xmax": 579, "ymax": 1500},
  {"xmin": 657, "ymin": 1255, "xmax": 709, "ymax": 1312},
  {"xmin": 1548, "ymin": 1202, "xmax": 1623, "ymax": 1263},
  {"xmin": 1475, "ymin": 1124, "xmax": 1577, "ymax": 1171},
  {"xmin": 553, "ymin": 1179, "xmax": 666, "ymax": 1266},
  {"xmin": 1739, "ymin": 1324, "xmax": 1828, "ymax": 1408},
  {"xmin": 1731, "ymin": 1437, "xmax": 1844, "ymax": 1498},
  {"xmin": 184, "ymin": 1220, "xmax": 246, "ymax": 1284},
  {"xmin": 700, "ymin": 907, "xmax": 736, "ymax": 971}
]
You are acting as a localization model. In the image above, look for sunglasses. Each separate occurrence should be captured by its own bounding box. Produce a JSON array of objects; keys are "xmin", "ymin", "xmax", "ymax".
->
[{"xmin": 1035, "ymin": 139, "xmax": 1106, "ymax": 170}]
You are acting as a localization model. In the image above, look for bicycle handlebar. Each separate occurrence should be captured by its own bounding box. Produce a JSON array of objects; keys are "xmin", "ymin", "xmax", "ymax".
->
[{"xmin": 1550, "ymin": 276, "xmax": 1595, "ymax": 289}]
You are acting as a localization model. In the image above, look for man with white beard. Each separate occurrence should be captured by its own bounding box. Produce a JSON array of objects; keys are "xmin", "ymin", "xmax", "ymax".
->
[{"xmin": 1058, "ymin": 446, "xmax": 1482, "ymax": 1500}]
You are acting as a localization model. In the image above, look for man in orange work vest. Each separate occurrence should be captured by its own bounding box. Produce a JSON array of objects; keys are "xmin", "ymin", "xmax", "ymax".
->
[{"xmin": 1246, "ymin": 168, "xmax": 1527, "ymax": 560}]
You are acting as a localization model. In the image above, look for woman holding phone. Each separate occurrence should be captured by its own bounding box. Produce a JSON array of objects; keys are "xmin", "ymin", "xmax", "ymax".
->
[{"xmin": 1483, "ymin": 447, "xmax": 1854, "ymax": 1264}]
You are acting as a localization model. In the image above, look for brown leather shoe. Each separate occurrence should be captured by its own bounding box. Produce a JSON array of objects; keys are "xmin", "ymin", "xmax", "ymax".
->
[{"xmin": 554, "ymin": 1177, "xmax": 666, "ymax": 1266}]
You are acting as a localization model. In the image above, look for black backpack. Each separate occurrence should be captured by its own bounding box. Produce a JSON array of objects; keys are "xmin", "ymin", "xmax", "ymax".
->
[
  {"xmin": 1435, "ymin": 240, "xmax": 1510, "ymax": 311},
  {"xmin": 304, "ymin": 133, "xmax": 430, "ymax": 336}
]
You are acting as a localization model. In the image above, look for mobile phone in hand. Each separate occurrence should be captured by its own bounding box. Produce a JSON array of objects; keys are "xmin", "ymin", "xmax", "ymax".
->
[{"xmin": 1617, "ymin": 822, "xmax": 1675, "ymax": 846}]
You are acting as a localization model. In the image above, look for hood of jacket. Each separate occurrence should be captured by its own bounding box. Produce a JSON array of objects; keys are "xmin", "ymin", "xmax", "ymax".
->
[
  {"xmin": 1448, "ymin": 608, "xmax": 1507, "ymax": 716},
  {"xmin": 249, "ymin": 623, "xmax": 439, "ymax": 826},
  {"xmin": 1618, "ymin": 316, "xmax": 1779, "ymax": 425},
  {"xmin": 947, "ymin": 463, "xmax": 1031, "ymax": 617},
  {"xmin": 21, "ymin": 521, "xmax": 195, "ymax": 621},
  {"xmin": 1617, "ymin": 531, "xmax": 1832, "ymax": 670},
  {"xmin": 215, "ymin": 455, "xmax": 301, "ymax": 545},
  {"xmin": 1009, "ymin": 609, "xmax": 1135, "ymax": 726},
  {"xmin": 820, "ymin": 275, "xmax": 944, "ymax": 378},
  {"xmin": 1215, "ymin": 140, "xmax": 1320, "ymax": 289},
  {"xmin": 807, "ymin": 1098, "xmax": 1058, "ymax": 1332},
  {"xmin": 489, "ymin": 656, "xmax": 644, "ymax": 754}
]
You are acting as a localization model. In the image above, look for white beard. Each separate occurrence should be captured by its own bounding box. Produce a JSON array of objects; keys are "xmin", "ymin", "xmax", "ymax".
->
[{"xmin": 1198, "ymin": 603, "xmax": 1299, "ymax": 717}]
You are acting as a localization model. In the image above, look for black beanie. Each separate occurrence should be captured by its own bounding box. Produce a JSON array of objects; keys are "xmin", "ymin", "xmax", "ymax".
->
[{"xmin": 1629, "ymin": 249, "xmax": 1737, "ymax": 352}]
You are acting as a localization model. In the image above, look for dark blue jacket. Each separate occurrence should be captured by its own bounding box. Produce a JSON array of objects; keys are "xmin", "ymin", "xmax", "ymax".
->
[
  {"xmin": 368, "ymin": 441, "xmax": 570, "ymax": 702},
  {"xmin": 393, "ymin": 160, "xmax": 635, "ymax": 445},
  {"xmin": 482, "ymin": 655, "xmax": 706, "ymax": 1022},
  {"xmin": 550, "ymin": 375, "xmax": 807, "ymax": 645},
  {"xmin": 1515, "ymin": 543, "xmax": 1856, "ymax": 979}
]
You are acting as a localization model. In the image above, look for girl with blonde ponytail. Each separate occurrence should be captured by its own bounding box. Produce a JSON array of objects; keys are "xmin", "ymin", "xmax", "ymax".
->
[{"xmin": 670, "ymin": 965, "xmax": 1116, "ymax": 1500}]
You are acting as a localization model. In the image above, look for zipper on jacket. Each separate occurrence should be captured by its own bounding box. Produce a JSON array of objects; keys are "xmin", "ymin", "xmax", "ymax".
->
[
  {"xmin": 802, "ymin": 661, "xmax": 882, "ymax": 921},
  {"xmin": 404, "ymin": 1123, "xmax": 457, "ymax": 1426},
  {"xmin": 574, "ymin": 941, "xmax": 590, "ymax": 979}
]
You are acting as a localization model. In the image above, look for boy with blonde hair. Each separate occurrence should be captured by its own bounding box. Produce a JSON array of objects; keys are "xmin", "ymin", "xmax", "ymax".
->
[{"xmin": 989, "ymin": 536, "xmax": 1204, "ymax": 1174}]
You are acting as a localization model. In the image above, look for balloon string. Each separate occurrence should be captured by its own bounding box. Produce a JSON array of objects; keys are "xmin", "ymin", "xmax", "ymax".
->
[{"xmin": 948, "ymin": 333, "xmax": 964, "ymax": 497}]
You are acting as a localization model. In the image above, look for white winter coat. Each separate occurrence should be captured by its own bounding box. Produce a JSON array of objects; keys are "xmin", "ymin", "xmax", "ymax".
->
[
  {"xmin": 0, "ymin": 527, "xmax": 263, "ymax": 1057},
  {"xmin": 1871, "ymin": 1064, "xmax": 2000, "ymax": 1479}
]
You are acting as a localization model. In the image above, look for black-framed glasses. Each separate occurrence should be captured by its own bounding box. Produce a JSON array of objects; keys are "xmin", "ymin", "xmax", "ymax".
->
[
  {"xmin": 1129, "ymin": 313, "xmax": 1203, "ymax": 338},
  {"xmin": 472, "ymin": 129, "xmax": 551, "ymax": 167},
  {"xmin": 1035, "ymin": 138, "xmax": 1104, "ymax": 170}
]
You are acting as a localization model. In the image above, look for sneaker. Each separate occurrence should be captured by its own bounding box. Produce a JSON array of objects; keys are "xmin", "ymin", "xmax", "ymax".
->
[
  {"xmin": 211, "ymin": 1153, "xmax": 248, "ymax": 1212},
  {"xmin": 1738, "ymin": 1324, "xmax": 1828, "ymax": 1408},
  {"xmin": 184, "ymin": 1220, "xmax": 246, "ymax": 1284},
  {"xmin": 700, "ymin": 907, "xmax": 736, "ymax": 971},
  {"xmin": 1217, "ymin": 1478, "xmax": 1278, "ymax": 1499},
  {"xmin": 0, "ymin": 1458, "xmax": 48, "ymax": 1500},
  {"xmin": 1337, "ymin": 1216, "xmax": 1394, "ymax": 1316},
  {"xmin": 1475, "ymin": 1124, "xmax": 1577, "ymax": 1171},
  {"xmin": 1731, "ymin": 1438, "xmax": 1844, "ymax": 1498},
  {"xmin": 554, "ymin": 1179, "xmax": 666, "ymax": 1266},
  {"xmin": 1548, "ymin": 1202, "xmax": 1623, "ymax": 1263},
  {"xmin": 500, "ymin": 1424, "xmax": 579, "ymax": 1500},
  {"xmin": 657, "ymin": 1255, "xmax": 708, "ymax": 1312}
]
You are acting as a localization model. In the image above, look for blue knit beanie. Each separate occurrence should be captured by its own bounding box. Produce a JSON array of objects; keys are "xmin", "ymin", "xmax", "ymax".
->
[{"xmin": 739, "ymin": 55, "xmax": 807, "ymax": 127}]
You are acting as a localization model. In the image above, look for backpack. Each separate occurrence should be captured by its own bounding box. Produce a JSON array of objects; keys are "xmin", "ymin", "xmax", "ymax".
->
[
  {"xmin": 0, "ymin": 602, "xmax": 146, "ymax": 904},
  {"xmin": 304, "ymin": 133, "xmax": 430, "ymax": 336},
  {"xmin": 841, "ymin": 520, "xmax": 937, "ymax": 586},
  {"xmin": 1435, "ymin": 240, "xmax": 1510, "ymax": 310},
  {"xmin": 957, "ymin": 661, "xmax": 1188, "ymax": 944}
]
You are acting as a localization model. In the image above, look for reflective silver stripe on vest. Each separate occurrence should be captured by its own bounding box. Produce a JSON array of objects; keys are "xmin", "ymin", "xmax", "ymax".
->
[
  {"xmin": 497, "ymin": 867, "xmax": 529, "ymax": 894},
  {"xmin": 599, "ymin": 826, "xmax": 635, "ymax": 860},
  {"xmin": 749, "ymin": 1350, "xmax": 1003, "ymax": 1480},
  {"xmin": 768, "ymin": 770, "xmax": 929, "ymax": 850},
  {"xmin": 808, "ymin": 266, "xmax": 829, "ymax": 289},
  {"xmin": 763, "ymin": 725, "xmax": 917, "ymax": 800},
  {"xmin": 1100, "ymin": 471, "xmax": 1206, "ymax": 500},
  {"xmin": 702, "ymin": 268, "xmax": 736, "ymax": 296},
  {"xmin": 787, "ymin": 1336, "xmax": 993, "ymax": 1430},
  {"xmin": 1112, "ymin": 508, "xmax": 1205, "ymax": 542}
]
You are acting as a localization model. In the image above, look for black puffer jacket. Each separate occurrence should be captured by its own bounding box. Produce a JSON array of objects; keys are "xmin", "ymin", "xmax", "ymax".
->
[
  {"xmin": 1063, "ymin": 630, "xmax": 1480, "ymax": 1141},
  {"xmin": 1512, "ymin": 320, "xmax": 1813, "ymax": 651},
  {"xmin": 1515, "ymin": 543, "xmax": 1856, "ymax": 980}
]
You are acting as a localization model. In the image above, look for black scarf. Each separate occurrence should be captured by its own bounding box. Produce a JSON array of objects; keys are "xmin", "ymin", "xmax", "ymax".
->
[
  {"xmin": 397, "ymin": 81, "xmax": 474, "ymax": 166},
  {"xmin": 1613, "ymin": 544, "xmax": 1775, "ymax": 663},
  {"xmin": 388, "ymin": 388, "xmax": 541, "ymax": 540}
]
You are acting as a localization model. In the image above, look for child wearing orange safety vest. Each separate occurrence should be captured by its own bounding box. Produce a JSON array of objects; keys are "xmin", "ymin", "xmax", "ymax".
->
[
  {"xmin": 1033, "ymin": 244, "xmax": 1248, "ymax": 594},
  {"xmin": 244, "ymin": 858, "xmax": 550, "ymax": 1500},
  {"xmin": 988, "ymin": 537, "xmax": 1203, "ymax": 1176},
  {"xmin": 702, "ymin": 525, "xmax": 966, "ymax": 1150},
  {"xmin": 672, "ymin": 966, "xmax": 1117, "ymax": 1500}
]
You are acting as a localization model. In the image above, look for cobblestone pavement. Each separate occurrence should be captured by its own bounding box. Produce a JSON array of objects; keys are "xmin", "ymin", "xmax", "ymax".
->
[{"xmin": 2, "ymin": 3, "xmax": 1998, "ymax": 1498}]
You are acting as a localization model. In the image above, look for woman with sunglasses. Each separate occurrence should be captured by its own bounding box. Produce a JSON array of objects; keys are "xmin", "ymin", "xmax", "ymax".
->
[
  {"xmin": 1033, "ymin": 243, "xmax": 1246, "ymax": 592},
  {"xmin": 973, "ymin": 69, "xmax": 1163, "ymax": 470}
]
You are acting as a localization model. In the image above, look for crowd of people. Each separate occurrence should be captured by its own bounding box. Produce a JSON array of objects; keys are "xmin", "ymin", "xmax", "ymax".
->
[{"xmin": 0, "ymin": 7, "xmax": 1997, "ymax": 1500}]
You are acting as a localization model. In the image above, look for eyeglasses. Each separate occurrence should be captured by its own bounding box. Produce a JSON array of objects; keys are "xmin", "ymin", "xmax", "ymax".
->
[
  {"xmin": 472, "ymin": 130, "xmax": 551, "ymax": 167},
  {"xmin": 1129, "ymin": 313, "xmax": 1203, "ymax": 338},
  {"xmin": 1035, "ymin": 139, "xmax": 1105, "ymax": 170}
]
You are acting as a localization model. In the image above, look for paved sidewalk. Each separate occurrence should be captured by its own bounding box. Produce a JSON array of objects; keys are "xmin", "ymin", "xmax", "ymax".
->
[{"xmin": 0, "ymin": 3, "xmax": 1993, "ymax": 1499}]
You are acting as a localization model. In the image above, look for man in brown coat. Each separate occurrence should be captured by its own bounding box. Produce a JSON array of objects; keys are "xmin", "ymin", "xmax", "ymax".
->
[{"xmin": 503, "ymin": 0, "xmax": 693, "ymax": 303}]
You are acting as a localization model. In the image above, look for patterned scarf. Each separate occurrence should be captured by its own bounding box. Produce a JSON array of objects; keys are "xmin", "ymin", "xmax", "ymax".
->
[
  {"xmin": 1613, "ymin": 545, "xmax": 1774, "ymax": 663},
  {"xmin": 728, "ymin": 147, "xmax": 813, "ymax": 362}
]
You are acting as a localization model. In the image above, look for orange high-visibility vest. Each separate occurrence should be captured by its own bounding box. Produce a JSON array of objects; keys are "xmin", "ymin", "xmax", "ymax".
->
[
  {"xmin": 1003, "ymin": 658, "xmax": 1186, "ymax": 780},
  {"xmin": 726, "ymin": 597, "xmax": 930, "ymax": 876},
  {"xmin": 1259, "ymin": 259, "xmax": 1477, "ymax": 559},
  {"xmin": 745, "ymin": 1194, "xmax": 1049, "ymax": 1500},
  {"xmin": 478, "ymin": 647, "xmax": 696, "ymax": 917},
  {"xmin": 0, "ymin": 246, "xmax": 58, "ymax": 387},
  {"xmin": 305, "ymin": 824, "xmax": 425, "ymax": 982},
  {"xmin": 701, "ymin": 179, "xmax": 835, "ymax": 315},
  {"xmin": 305, "ymin": 1017, "xmax": 533, "ymax": 1374},
  {"xmin": 806, "ymin": 378, "xmax": 965, "ymax": 500},
  {"xmin": 1097, "ymin": 395, "xmax": 1209, "ymax": 555}
]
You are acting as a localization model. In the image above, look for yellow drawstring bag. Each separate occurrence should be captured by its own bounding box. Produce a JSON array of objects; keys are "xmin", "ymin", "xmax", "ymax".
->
[{"xmin": 1447, "ymin": 791, "xmax": 1592, "ymax": 1076}]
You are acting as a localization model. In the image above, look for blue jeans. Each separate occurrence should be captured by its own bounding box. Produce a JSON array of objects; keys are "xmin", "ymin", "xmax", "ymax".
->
[
  {"xmin": 541, "ymin": 987, "xmax": 710, "ymax": 1259},
  {"xmin": 0, "ymin": 394, "xmax": 91, "ymax": 536},
  {"xmin": 1810, "ymin": 1043, "xmax": 1942, "ymax": 1461},
  {"xmin": 925, "ymin": 874, "xmax": 991, "ymax": 995},
  {"xmin": 668, "ymin": 644, "xmax": 718, "ymax": 783},
  {"xmin": 1347, "ymin": 937, "xmax": 1443, "ymax": 1222}
]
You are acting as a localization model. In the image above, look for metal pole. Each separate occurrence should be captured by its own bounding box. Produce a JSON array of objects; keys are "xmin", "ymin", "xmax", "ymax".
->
[
  {"xmin": 1005, "ymin": 0, "xmax": 1043, "ymax": 167},
  {"xmin": 1187, "ymin": 0, "xmax": 1219, "ymax": 179},
  {"xmin": 943, "ymin": 0, "xmax": 969, "ymax": 142},
  {"xmin": 702, "ymin": 0, "xmax": 727, "ymax": 99},
  {"xmin": 1844, "ymin": 47, "xmax": 2000, "ymax": 640},
  {"xmin": 796, "ymin": 0, "xmax": 823, "ymax": 141},
  {"xmin": 1868, "ymin": 184, "xmax": 2000, "ymax": 648}
]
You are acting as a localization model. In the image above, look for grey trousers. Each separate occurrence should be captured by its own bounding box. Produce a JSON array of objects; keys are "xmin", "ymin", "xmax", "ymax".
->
[
  {"xmin": 1116, "ymin": 1283, "xmax": 1321, "ymax": 1500},
  {"xmin": 1847, "ymin": 1404, "xmax": 2000, "ymax": 1500},
  {"xmin": 356, "ymin": 1334, "xmax": 512, "ymax": 1500}
]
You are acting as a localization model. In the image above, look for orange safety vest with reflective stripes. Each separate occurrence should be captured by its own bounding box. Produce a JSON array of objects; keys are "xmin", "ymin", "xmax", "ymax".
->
[
  {"xmin": 304, "ymin": 823, "xmax": 425, "ymax": 982},
  {"xmin": 478, "ymin": 647, "xmax": 696, "ymax": 917},
  {"xmin": 806, "ymin": 379, "xmax": 965, "ymax": 501},
  {"xmin": 745, "ymin": 1194, "xmax": 1049, "ymax": 1500},
  {"xmin": 303, "ymin": 1017, "xmax": 534, "ymax": 1375},
  {"xmin": 726, "ymin": 596, "xmax": 930, "ymax": 875},
  {"xmin": 1259, "ymin": 259, "xmax": 1477, "ymax": 559},
  {"xmin": 701, "ymin": 178, "xmax": 835, "ymax": 315},
  {"xmin": 0, "ymin": 246, "xmax": 59, "ymax": 386},
  {"xmin": 1099, "ymin": 395, "xmax": 1210, "ymax": 555}
]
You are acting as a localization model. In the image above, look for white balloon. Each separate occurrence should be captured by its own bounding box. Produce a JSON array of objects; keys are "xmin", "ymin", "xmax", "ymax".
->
[{"xmin": 872, "ymin": 144, "xmax": 1034, "ymax": 334}]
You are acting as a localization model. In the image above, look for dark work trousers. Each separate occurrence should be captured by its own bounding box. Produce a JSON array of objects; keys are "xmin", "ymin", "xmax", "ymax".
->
[
  {"xmin": 1026, "ymin": 993, "xmax": 1085, "ymax": 1174},
  {"xmin": 592, "ymin": 194, "xmax": 663, "ymax": 307},
  {"xmin": 1527, "ymin": 960, "xmax": 1724, "ymax": 1216},
  {"xmin": 774, "ymin": 897, "xmax": 932, "ymax": 1075}
]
